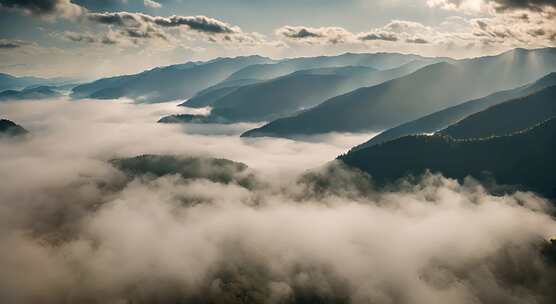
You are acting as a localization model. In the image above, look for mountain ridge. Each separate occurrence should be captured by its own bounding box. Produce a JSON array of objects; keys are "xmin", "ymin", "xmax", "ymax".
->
[{"xmin": 241, "ymin": 47, "xmax": 556, "ymax": 138}]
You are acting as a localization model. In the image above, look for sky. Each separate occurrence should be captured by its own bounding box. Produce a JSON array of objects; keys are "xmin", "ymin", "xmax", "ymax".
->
[{"xmin": 0, "ymin": 0, "xmax": 555, "ymax": 78}]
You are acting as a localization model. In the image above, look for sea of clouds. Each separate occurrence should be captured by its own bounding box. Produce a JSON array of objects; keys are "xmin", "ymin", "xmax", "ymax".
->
[{"xmin": 1, "ymin": 97, "xmax": 555, "ymax": 304}]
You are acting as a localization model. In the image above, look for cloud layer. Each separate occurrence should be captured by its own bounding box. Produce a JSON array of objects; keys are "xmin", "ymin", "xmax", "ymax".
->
[
  {"xmin": 0, "ymin": 0, "xmax": 84, "ymax": 19},
  {"xmin": 0, "ymin": 98, "xmax": 555, "ymax": 303}
]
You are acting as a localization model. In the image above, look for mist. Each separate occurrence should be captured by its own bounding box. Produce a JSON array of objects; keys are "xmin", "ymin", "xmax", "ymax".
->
[{"xmin": 1, "ymin": 98, "xmax": 556, "ymax": 304}]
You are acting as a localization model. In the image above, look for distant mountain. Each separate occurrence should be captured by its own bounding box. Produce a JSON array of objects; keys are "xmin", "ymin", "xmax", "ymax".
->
[
  {"xmin": 0, "ymin": 119, "xmax": 28, "ymax": 137},
  {"xmin": 225, "ymin": 52, "xmax": 434, "ymax": 82},
  {"xmin": 182, "ymin": 78, "xmax": 261, "ymax": 108},
  {"xmin": 70, "ymin": 56, "xmax": 273, "ymax": 103},
  {"xmin": 339, "ymin": 117, "xmax": 556, "ymax": 198},
  {"xmin": 242, "ymin": 48, "xmax": 556, "ymax": 138},
  {"xmin": 0, "ymin": 73, "xmax": 76, "ymax": 91},
  {"xmin": 111, "ymin": 154, "xmax": 258, "ymax": 188},
  {"xmin": 0, "ymin": 86, "xmax": 61, "ymax": 101},
  {"xmin": 168, "ymin": 60, "xmax": 441, "ymax": 124},
  {"xmin": 158, "ymin": 114, "xmax": 224, "ymax": 124},
  {"xmin": 439, "ymin": 85, "xmax": 556, "ymax": 139},
  {"xmin": 354, "ymin": 72, "xmax": 556, "ymax": 150}
]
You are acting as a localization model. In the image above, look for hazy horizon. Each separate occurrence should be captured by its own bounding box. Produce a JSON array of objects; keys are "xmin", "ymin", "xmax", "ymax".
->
[{"xmin": 1, "ymin": 0, "xmax": 555, "ymax": 78}]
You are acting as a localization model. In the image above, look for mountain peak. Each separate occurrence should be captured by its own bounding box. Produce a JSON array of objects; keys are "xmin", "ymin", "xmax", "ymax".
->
[{"xmin": 0, "ymin": 119, "xmax": 28, "ymax": 137}]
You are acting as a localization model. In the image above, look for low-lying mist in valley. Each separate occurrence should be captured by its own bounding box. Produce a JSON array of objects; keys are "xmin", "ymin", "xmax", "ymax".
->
[{"xmin": 1, "ymin": 98, "xmax": 556, "ymax": 304}]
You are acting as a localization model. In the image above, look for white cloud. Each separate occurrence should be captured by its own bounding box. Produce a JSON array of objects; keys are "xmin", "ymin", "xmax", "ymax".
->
[
  {"xmin": 144, "ymin": 0, "xmax": 162, "ymax": 9},
  {"xmin": 0, "ymin": 98, "xmax": 555, "ymax": 303}
]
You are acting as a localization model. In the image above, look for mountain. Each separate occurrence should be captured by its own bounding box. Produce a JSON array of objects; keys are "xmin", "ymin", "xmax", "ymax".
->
[
  {"xmin": 439, "ymin": 85, "xmax": 556, "ymax": 139},
  {"xmin": 169, "ymin": 60, "xmax": 442, "ymax": 124},
  {"xmin": 0, "ymin": 119, "xmax": 28, "ymax": 137},
  {"xmin": 158, "ymin": 114, "xmax": 222, "ymax": 124},
  {"xmin": 181, "ymin": 78, "xmax": 261, "ymax": 108},
  {"xmin": 339, "ymin": 117, "xmax": 556, "ymax": 198},
  {"xmin": 111, "ymin": 154, "xmax": 258, "ymax": 189},
  {"xmin": 0, "ymin": 73, "xmax": 75, "ymax": 91},
  {"xmin": 70, "ymin": 56, "xmax": 273, "ymax": 103},
  {"xmin": 0, "ymin": 86, "xmax": 61, "ymax": 101},
  {"xmin": 178, "ymin": 53, "xmax": 440, "ymax": 109},
  {"xmin": 354, "ymin": 72, "xmax": 556, "ymax": 150},
  {"xmin": 242, "ymin": 48, "xmax": 556, "ymax": 138},
  {"xmin": 224, "ymin": 52, "xmax": 432, "ymax": 82}
]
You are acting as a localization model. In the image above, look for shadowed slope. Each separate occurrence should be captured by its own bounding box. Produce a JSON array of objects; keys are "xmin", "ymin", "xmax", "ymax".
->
[
  {"xmin": 340, "ymin": 117, "xmax": 556, "ymax": 198},
  {"xmin": 354, "ymin": 72, "xmax": 556, "ymax": 150},
  {"xmin": 242, "ymin": 48, "xmax": 556, "ymax": 138}
]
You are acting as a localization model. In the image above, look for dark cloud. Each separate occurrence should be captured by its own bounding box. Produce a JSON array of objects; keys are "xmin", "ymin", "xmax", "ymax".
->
[
  {"xmin": 281, "ymin": 27, "xmax": 323, "ymax": 39},
  {"xmin": 0, "ymin": 0, "xmax": 59, "ymax": 14},
  {"xmin": 82, "ymin": 11, "xmax": 247, "ymax": 46},
  {"xmin": 358, "ymin": 32, "xmax": 399, "ymax": 42},
  {"xmin": 529, "ymin": 28, "xmax": 547, "ymax": 36},
  {"xmin": 493, "ymin": 0, "xmax": 556, "ymax": 11},
  {"xmin": 276, "ymin": 26, "xmax": 353, "ymax": 45},
  {"xmin": 0, "ymin": 0, "xmax": 83, "ymax": 18},
  {"xmin": 100, "ymin": 36, "xmax": 117, "ymax": 44},
  {"xmin": 87, "ymin": 11, "xmax": 142, "ymax": 27},
  {"xmin": 0, "ymin": 39, "xmax": 30, "ymax": 49},
  {"xmin": 476, "ymin": 20, "xmax": 489, "ymax": 30},
  {"xmin": 64, "ymin": 31, "xmax": 97, "ymax": 43},
  {"xmin": 434, "ymin": 0, "xmax": 556, "ymax": 12},
  {"xmin": 406, "ymin": 37, "xmax": 429, "ymax": 44},
  {"xmin": 87, "ymin": 12, "xmax": 239, "ymax": 34},
  {"xmin": 152, "ymin": 15, "xmax": 237, "ymax": 33}
]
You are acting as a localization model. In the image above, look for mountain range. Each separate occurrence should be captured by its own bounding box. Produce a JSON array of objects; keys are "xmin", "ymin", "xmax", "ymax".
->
[
  {"xmin": 223, "ymin": 52, "xmax": 430, "ymax": 82},
  {"xmin": 438, "ymin": 85, "xmax": 556, "ymax": 140},
  {"xmin": 70, "ymin": 56, "xmax": 273, "ymax": 103},
  {"xmin": 242, "ymin": 48, "xmax": 556, "ymax": 138},
  {"xmin": 166, "ymin": 59, "xmax": 442, "ymax": 123},
  {"xmin": 182, "ymin": 78, "xmax": 262, "ymax": 108},
  {"xmin": 339, "ymin": 84, "xmax": 556, "ymax": 198},
  {"xmin": 71, "ymin": 52, "xmax": 441, "ymax": 104},
  {"xmin": 0, "ymin": 86, "xmax": 62, "ymax": 102},
  {"xmin": 0, "ymin": 73, "xmax": 77, "ymax": 91},
  {"xmin": 353, "ymin": 72, "xmax": 556, "ymax": 150},
  {"xmin": 111, "ymin": 154, "xmax": 258, "ymax": 189}
]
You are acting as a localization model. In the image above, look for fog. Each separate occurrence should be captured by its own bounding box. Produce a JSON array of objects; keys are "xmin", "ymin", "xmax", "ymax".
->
[{"xmin": 1, "ymin": 98, "xmax": 556, "ymax": 304}]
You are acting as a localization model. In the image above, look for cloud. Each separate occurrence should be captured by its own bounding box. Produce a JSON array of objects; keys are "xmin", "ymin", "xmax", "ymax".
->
[
  {"xmin": 0, "ymin": 38, "xmax": 31, "ymax": 49},
  {"xmin": 87, "ymin": 12, "xmax": 240, "ymax": 34},
  {"xmin": 428, "ymin": 0, "xmax": 556, "ymax": 12},
  {"xmin": 383, "ymin": 20, "xmax": 432, "ymax": 34},
  {"xmin": 144, "ymin": 0, "xmax": 162, "ymax": 9},
  {"xmin": 0, "ymin": 0, "xmax": 84, "ymax": 19},
  {"xmin": 358, "ymin": 31, "xmax": 399, "ymax": 42},
  {"xmin": 406, "ymin": 37, "xmax": 430, "ymax": 44},
  {"xmin": 277, "ymin": 21, "xmax": 443, "ymax": 48},
  {"xmin": 279, "ymin": 27, "xmax": 324, "ymax": 39},
  {"xmin": 276, "ymin": 26, "xmax": 354, "ymax": 45},
  {"xmin": 63, "ymin": 31, "xmax": 97, "ymax": 43},
  {"xmin": 468, "ymin": 11, "xmax": 556, "ymax": 45},
  {"xmin": 1, "ymin": 1, "xmax": 257, "ymax": 49},
  {"xmin": 0, "ymin": 99, "xmax": 556, "ymax": 303},
  {"xmin": 82, "ymin": 11, "xmax": 268, "ymax": 48},
  {"xmin": 494, "ymin": 0, "xmax": 556, "ymax": 11},
  {"xmin": 63, "ymin": 31, "xmax": 121, "ymax": 45},
  {"xmin": 284, "ymin": 15, "xmax": 556, "ymax": 55}
]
